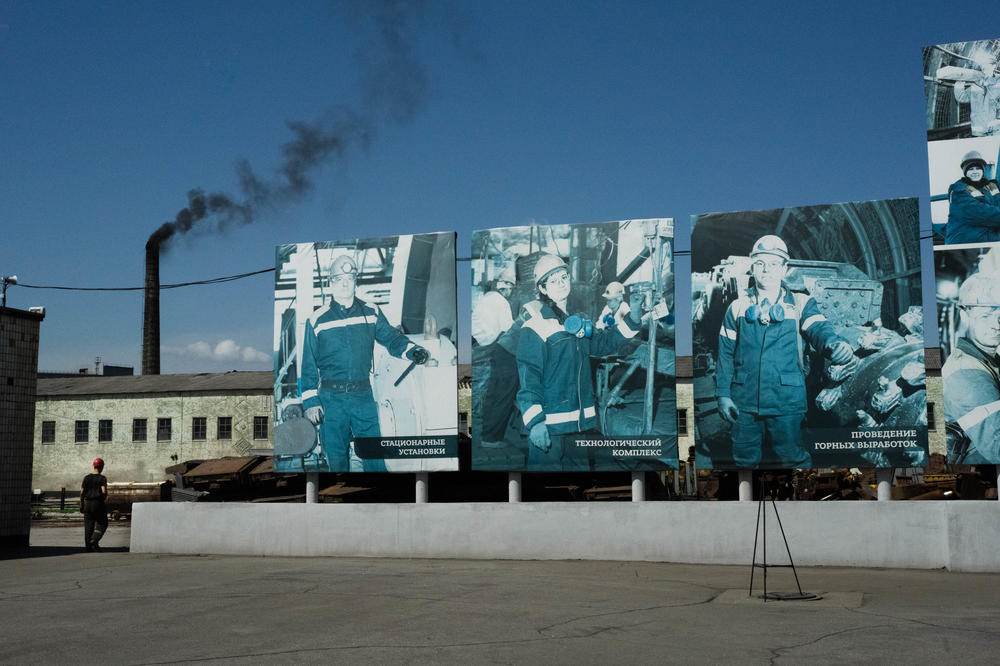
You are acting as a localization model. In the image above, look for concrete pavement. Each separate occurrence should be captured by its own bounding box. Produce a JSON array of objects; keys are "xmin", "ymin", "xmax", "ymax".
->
[{"xmin": 2, "ymin": 524, "xmax": 999, "ymax": 664}]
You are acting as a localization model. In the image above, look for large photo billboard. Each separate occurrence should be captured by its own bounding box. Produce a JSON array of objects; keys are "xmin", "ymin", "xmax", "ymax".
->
[
  {"xmin": 272, "ymin": 233, "xmax": 459, "ymax": 473},
  {"xmin": 923, "ymin": 39, "xmax": 1000, "ymax": 245},
  {"xmin": 935, "ymin": 244, "xmax": 1000, "ymax": 465},
  {"xmin": 470, "ymin": 219, "xmax": 677, "ymax": 472},
  {"xmin": 691, "ymin": 199, "xmax": 928, "ymax": 469}
]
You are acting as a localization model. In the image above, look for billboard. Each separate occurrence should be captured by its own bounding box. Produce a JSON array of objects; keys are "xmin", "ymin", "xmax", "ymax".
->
[
  {"xmin": 691, "ymin": 199, "xmax": 928, "ymax": 469},
  {"xmin": 935, "ymin": 244, "xmax": 1000, "ymax": 465},
  {"xmin": 470, "ymin": 219, "xmax": 677, "ymax": 472},
  {"xmin": 923, "ymin": 39, "xmax": 1000, "ymax": 245},
  {"xmin": 272, "ymin": 233, "xmax": 459, "ymax": 473}
]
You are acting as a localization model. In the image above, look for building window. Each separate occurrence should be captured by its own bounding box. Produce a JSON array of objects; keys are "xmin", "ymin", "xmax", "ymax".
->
[
  {"xmin": 41, "ymin": 421, "xmax": 55, "ymax": 444},
  {"xmin": 133, "ymin": 418, "xmax": 147, "ymax": 442},
  {"xmin": 75, "ymin": 420, "xmax": 89, "ymax": 443},
  {"xmin": 253, "ymin": 416, "xmax": 268, "ymax": 440},
  {"xmin": 927, "ymin": 402, "xmax": 936, "ymax": 431},
  {"xmin": 677, "ymin": 409, "xmax": 688, "ymax": 436},
  {"xmin": 192, "ymin": 417, "xmax": 207, "ymax": 441},
  {"xmin": 98, "ymin": 419, "xmax": 113, "ymax": 442},
  {"xmin": 157, "ymin": 418, "xmax": 172, "ymax": 442},
  {"xmin": 217, "ymin": 416, "xmax": 232, "ymax": 440}
]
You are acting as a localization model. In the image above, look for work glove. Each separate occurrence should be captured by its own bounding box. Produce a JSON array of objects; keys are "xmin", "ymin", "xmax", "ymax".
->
[
  {"xmin": 407, "ymin": 346, "xmax": 430, "ymax": 365},
  {"xmin": 826, "ymin": 341, "xmax": 854, "ymax": 365},
  {"xmin": 529, "ymin": 422, "xmax": 551, "ymax": 453},
  {"xmin": 718, "ymin": 396, "xmax": 739, "ymax": 424},
  {"xmin": 305, "ymin": 405, "xmax": 324, "ymax": 425}
]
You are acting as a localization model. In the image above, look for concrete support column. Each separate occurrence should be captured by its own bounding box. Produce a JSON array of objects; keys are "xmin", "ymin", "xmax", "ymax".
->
[
  {"xmin": 305, "ymin": 472, "xmax": 319, "ymax": 504},
  {"xmin": 996, "ymin": 470, "xmax": 1000, "ymax": 502},
  {"xmin": 738, "ymin": 469, "xmax": 753, "ymax": 502},
  {"xmin": 672, "ymin": 469, "xmax": 680, "ymax": 495},
  {"xmin": 876, "ymin": 468, "xmax": 893, "ymax": 501},
  {"xmin": 415, "ymin": 472, "xmax": 429, "ymax": 504},
  {"xmin": 631, "ymin": 471, "xmax": 645, "ymax": 502},
  {"xmin": 508, "ymin": 472, "xmax": 522, "ymax": 503}
]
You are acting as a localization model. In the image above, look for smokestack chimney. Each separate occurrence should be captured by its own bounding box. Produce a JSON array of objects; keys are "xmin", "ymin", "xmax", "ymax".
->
[{"xmin": 142, "ymin": 239, "xmax": 160, "ymax": 375}]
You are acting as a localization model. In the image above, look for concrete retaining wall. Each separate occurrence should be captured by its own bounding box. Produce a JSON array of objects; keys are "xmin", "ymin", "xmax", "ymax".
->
[{"xmin": 131, "ymin": 501, "xmax": 1000, "ymax": 572}]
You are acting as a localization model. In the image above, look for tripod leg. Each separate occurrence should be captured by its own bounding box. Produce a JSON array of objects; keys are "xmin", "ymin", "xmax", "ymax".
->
[
  {"xmin": 770, "ymin": 496, "xmax": 804, "ymax": 595},
  {"xmin": 749, "ymin": 492, "xmax": 763, "ymax": 596}
]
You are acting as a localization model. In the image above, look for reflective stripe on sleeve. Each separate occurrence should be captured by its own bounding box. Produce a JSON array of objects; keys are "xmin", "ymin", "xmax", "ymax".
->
[
  {"xmin": 522, "ymin": 404, "xmax": 543, "ymax": 426},
  {"xmin": 314, "ymin": 316, "xmax": 373, "ymax": 333},
  {"xmin": 301, "ymin": 389, "xmax": 318, "ymax": 401},
  {"xmin": 545, "ymin": 405, "xmax": 596, "ymax": 425},
  {"xmin": 720, "ymin": 327, "xmax": 737, "ymax": 340},
  {"xmin": 801, "ymin": 314, "xmax": 826, "ymax": 331},
  {"xmin": 957, "ymin": 399, "xmax": 1000, "ymax": 431}
]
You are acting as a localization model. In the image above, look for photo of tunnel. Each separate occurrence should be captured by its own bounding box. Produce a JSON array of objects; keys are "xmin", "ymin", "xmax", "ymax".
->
[
  {"xmin": 935, "ymin": 244, "xmax": 1000, "ymax": 465},
  {"xmin": 271, "ymin": 233, "xmax": 459, "ymax": 473},
  {"xmin": 691, "ymin": 199, "xmax": 928, "ymax": 470},
  {"xmin": 924, "ymin": 39, "xmax": 1000, "ymax": 142},
  {"xmin": 470, "ymin": 219, "xmax": 677, "ymax": 472}
]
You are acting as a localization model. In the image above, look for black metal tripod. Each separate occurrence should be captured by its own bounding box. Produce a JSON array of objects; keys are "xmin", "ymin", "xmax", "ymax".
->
[{"xmin": 748, "ymin": 478, "xmax": 817, "ymax": 601}]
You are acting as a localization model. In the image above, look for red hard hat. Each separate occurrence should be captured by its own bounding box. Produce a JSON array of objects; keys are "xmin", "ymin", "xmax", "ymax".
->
[{"xmin": 93, "ymin": 458, "xmax": 104, "ymax": 469}]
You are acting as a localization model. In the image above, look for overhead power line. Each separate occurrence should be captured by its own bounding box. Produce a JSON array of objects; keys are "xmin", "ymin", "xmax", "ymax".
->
[
  {"xmin": 14, "ymin": 267, "xmax": 276, "ymax": 292},
  {"xmin": 11, "ymin": 257, "xmax": 475, "ymax": 293}
]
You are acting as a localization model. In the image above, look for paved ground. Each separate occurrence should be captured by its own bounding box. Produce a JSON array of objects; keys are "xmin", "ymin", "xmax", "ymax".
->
[{"xmin": 2, "ymin": 524, "xmax": 999, "ymax": 664}]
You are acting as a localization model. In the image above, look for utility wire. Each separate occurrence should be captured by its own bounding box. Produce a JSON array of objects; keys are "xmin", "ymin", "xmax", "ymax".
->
[
  {"xmin": 14, "ymin": 267, "xmax": 276, "ymax": 292},
  {"xmin": 12, "ymin": 258, "xmax": 476, "ymax": 292}
]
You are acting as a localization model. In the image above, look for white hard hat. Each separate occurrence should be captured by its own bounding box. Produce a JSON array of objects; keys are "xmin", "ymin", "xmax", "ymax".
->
[
  {"xmin": 959, "ymin": 272, "xmax": 1000, "ymax": 306},
  {"xmin": 496, "ymin": 264, "xmax": 516, "ymax": 285},
  {"xmin": 750, "ymin": 235, "xmax": 789, "ymax": 262},
  {"xmin": 533, "ymin": 254, "xmax": 567, "ymax": 286},
  {"xmin": 328, "ymin": 254, "xmax": 358, "ymax": 277},
  {"xmin": 602, "ymin": 281, "xmax": 625, "ymax": 298}
]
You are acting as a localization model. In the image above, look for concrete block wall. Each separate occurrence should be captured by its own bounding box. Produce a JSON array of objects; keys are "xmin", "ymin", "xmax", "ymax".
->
[{"xmin": 0, "ymin": 308, "xmax": 43, "ymax": 547}]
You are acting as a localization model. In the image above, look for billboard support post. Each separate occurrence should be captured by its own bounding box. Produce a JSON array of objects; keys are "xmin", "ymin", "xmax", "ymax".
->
[
  {"xmin": 876, "ymin": 468, "xmax": 893, "ymax": 501},
  {"xmin": 631, "ymin": 471, "xmax": 645, "ymax": 502},
  {"xmin": 508, "ymin": 472, "xmax": 521, "ymax": 503},
  {"xmin": 415, "ymin": 472, "xmax": 429, "ymax": 504},
  {"xmin": 738, "ymin": 470, "xmax": 753, "ymax": 502},
  {"xmin": 305, "ymin": 472, "xmax": 318, "ymax": 504}
]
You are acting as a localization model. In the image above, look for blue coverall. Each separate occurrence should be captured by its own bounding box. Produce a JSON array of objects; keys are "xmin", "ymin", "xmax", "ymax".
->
[
  {"xmin": 516, "ymin": 301, "xmax": 639, "ymax": 470},
  {"xmin": 301, "ymin": 299, "xmax": 415, "ymax": 472},
  {"xmin": 716, "ymin": 287, "xmax": 841, "ymax": 468}
]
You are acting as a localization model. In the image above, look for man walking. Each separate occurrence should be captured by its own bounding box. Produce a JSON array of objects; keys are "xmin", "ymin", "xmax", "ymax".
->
[{"xmin": 80, "ymin": 458, "xmax": 108, "ymax": 552}]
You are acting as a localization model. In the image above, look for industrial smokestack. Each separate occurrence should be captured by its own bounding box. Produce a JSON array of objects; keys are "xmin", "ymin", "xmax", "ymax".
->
[{"xmin": 142, "ymin": 239, "xmax": 160, "ymax": 375}]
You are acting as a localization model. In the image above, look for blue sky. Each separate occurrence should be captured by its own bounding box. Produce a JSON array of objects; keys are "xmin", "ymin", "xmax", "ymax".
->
[{"xmin": 0, "ymin": 0, "xmax": 981, "ymax": 372}]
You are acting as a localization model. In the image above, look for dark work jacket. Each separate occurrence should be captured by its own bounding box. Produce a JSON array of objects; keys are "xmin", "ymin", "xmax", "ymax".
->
[
  {"xmin": 716, "ymin": 286, "xmax": 841, "ymax": 416},
  {"xmin": 301, "ymin": 299, "xmax": 414, "ymax": 411},
  {"xmin": 516, "ymin": 301, "xmax": 639, "ymax": 435},
  {"xmin": 946, "ymin": 178, "xmax": 1000, "ymax": 245}
]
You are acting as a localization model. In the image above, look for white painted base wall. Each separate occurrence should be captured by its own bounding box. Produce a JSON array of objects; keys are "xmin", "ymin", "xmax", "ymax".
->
[{"xmin": 131, "ymin": 501, "xmax": 1000, "ymax": 572}]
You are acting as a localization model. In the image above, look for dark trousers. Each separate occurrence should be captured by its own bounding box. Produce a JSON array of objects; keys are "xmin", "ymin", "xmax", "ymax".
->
[
  {"xmin": 527, "ymin": 433, "xmax": 590, "ymax": 472},
  {"xmin": 83, "ymin": 501, "xmax": 108, "ymax": 549},
  {"xmin": 319, "ymin": 389, "xmax": 387, "ymax": 472},
  {"xmin": 479, "ymin": 344, "xmax": 519, "ymax": 441},
  {"xmin": 731, "ymin": 411, "xmax": 811, "ymax": 468}
]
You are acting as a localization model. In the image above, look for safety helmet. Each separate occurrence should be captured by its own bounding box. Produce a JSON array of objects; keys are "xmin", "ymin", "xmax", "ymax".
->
[
  {"xmin": 496, "ymin": 264, "xmax": 516, "ymax": 285},
  {"xmin": 602, "ymin": 281, "xmax": 625, "ymax": 299},
  {"xmin": 328, "ymin": 254, "xmax": 358, "ymax": 278},
  {"xmin": 959, "ymin": 272, "xmax": 1000, "ymax": 306},
  {"xmin": 533, "ymin": 254, "xmax": 567, "ymax": 287},
  {"xmin": 92, "ymin": 458, "xmax": 104, "ymax": 470},
  {"xmin": 749, "ymin": 235, "xmax": 789, "ymax": 262},
  {"xmin": 961, "ymin": 151, "xmax": 988, "ymax": 175}
]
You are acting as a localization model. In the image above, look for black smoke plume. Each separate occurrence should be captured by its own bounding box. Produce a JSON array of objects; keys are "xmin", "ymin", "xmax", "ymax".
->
[{"xmin": 149, "ymin": 0, "xmax": 432, "ymax": 250}]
